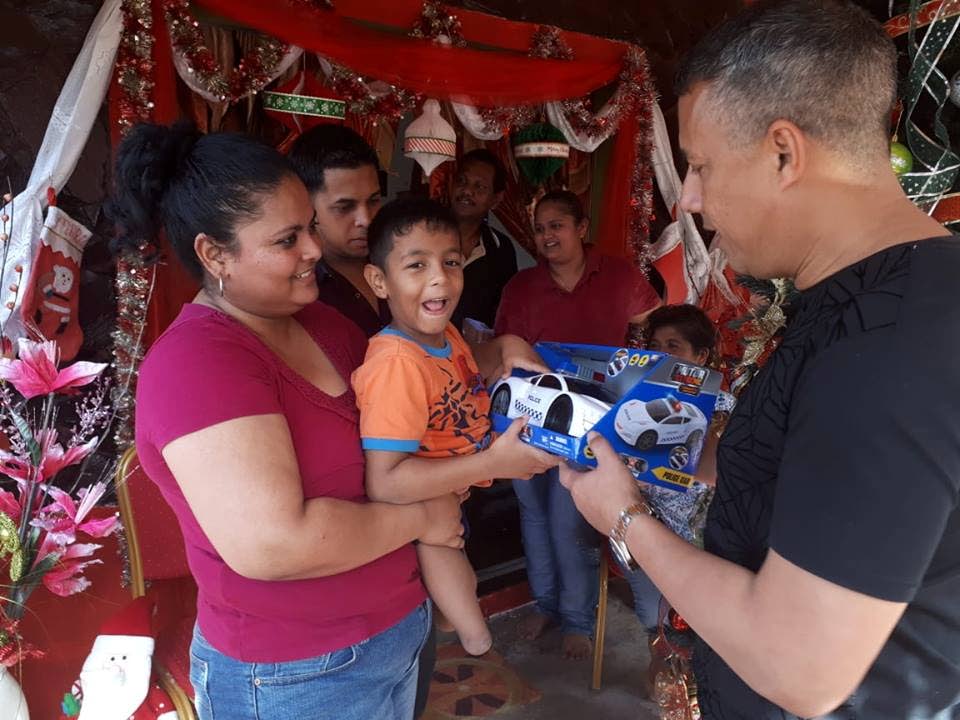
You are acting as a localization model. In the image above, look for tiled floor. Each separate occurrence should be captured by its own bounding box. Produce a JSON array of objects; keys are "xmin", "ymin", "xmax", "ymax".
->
[{"xmin": 429, "ymin": 582, "xmax": 660, "ymax": 719}]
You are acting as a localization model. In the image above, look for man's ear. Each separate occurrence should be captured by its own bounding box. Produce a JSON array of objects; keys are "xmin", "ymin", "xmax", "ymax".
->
[
  {"xmin": 364, "ymin": 263, "xmax": 389, "ymax": 300},
  {"xmin": 194, "ymin": 233, "xmax": 227, "ymax": 279},
  {"xmin": 767, "ymin": 120, "xmax": 806, "ymax": 189},
  {"xmin": 490, "ymin": 190, "xmax": 505, "ymax": 212}
]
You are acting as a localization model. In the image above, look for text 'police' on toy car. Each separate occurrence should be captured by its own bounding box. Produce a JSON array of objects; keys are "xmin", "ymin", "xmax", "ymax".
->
[
  {"xmin": 490, "ymin": 373, "xmax": 615, "ymax": 437},
  {"xmin": 614, "ymin": 395, "xmax": 707, "ymax": 451}
]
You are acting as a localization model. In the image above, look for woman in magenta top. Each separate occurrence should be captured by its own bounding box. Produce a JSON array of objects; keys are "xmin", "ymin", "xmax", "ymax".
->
[
  {"xmin": 112, "ymin": 123, "xmax": 464, "ymax": 720},
  {"xmin": 493, "ymin": 190, "xmax": 660, "ymax": 659}
]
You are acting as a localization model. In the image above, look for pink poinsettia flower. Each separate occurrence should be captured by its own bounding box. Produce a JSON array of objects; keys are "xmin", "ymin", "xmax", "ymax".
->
[
  {"xmin": 33, "ymin": 481, "xmax": 117, "ymax": 546},
  {"xmin": 39, "ymin": 542, "xmax": 102, "ymax": 597},
  {"xmin": 0, "ymin": 339, "xmax": 107, "ymax": 400},
  {"xmin": 0, "ymin": 436, "xmax": 97, "ymax": 483},
  {"xmin": 0, "ymin": 487, "xmax": 20, "ymax": 519}
]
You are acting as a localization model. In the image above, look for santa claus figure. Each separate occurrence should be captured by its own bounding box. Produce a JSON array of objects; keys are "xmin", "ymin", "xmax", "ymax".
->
[{"xmin": 60, "ymin": 598, "xmax": 180, "ymax": 720}]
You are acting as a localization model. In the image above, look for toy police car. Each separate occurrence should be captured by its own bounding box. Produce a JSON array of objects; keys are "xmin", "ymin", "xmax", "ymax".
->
[
  {"xmin": 613, "ymin": 395, "xmax": 707, "ymax": 451},
  {"xmin": 490, "ymin": 373, "xmax": 614, "ymax": 437}
]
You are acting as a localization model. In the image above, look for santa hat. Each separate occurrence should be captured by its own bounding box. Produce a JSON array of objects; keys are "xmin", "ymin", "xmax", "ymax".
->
[{"xmin": 90, "ymin": 597, "xmax": 155, "ymax": 656}]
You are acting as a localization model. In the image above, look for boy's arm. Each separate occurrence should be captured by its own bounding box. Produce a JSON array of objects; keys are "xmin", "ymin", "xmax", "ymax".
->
[
  {"xmin": 470, "ymin": 334, "xmax": 548, "ymax": 385},
  {"xmin": 365, "ymin": 417, "xmax": 559, "ymax": 504}
]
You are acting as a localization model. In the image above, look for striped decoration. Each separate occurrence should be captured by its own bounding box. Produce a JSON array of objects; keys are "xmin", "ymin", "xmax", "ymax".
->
[
  {"xmin": 403, "ymin": 135, "xmax": 456, "ymax": 158},
  {"xmin": 513, "ymin": 141, "xmax": 570, "ymax": 159}
]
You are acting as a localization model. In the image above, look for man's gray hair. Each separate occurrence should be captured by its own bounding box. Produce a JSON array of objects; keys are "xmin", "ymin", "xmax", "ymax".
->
[{"xmin": 676, "ymin": 0, "xmax": 897, "ymax": 159}]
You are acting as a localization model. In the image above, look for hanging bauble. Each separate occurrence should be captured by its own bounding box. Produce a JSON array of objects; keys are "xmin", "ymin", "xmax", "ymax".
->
[
  {"xmin": 511, "ymin": 122, "xmax": 570, "ymax": 185},
  {"xmin": 890, "ymin": 141, "xmax": 914, "ymax": 176},
  {"xmin": 404, "ymin": 99, "xmax": 457, "ymax": 177},
  {"xmin": 950, "ymin": 70, "xmax": 960, "ymax": 108},
  {"xmin": 263, "ymin": 70, "xmax": 346, "ymax": 135}
]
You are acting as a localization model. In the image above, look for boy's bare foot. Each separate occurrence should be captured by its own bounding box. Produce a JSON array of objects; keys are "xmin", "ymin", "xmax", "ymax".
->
[
  {"xmin": 518, "ymin": 612, "xmax": 555, "ymax": 641},
  {"xmin": 460, "ymin": 628, "xmax": 493, "ymax": 656},
  {"xmin": 561, "ymin": 633, "xmax": 592, "ymax": 660}
]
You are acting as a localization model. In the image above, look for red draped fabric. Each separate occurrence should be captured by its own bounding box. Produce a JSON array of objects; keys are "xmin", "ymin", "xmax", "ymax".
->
[
  {"xmin": 124, "ymin": 0, "xmax": 651, "ymax": 345},
  {"xmin": 194, "ymin": 0, "xmax": 625, "ymax": 105}
]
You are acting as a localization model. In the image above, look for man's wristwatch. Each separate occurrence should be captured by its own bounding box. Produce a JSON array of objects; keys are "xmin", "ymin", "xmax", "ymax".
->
[{"xmin": 608, "ymin": 499, "xmax": 657, "ymax": 571}]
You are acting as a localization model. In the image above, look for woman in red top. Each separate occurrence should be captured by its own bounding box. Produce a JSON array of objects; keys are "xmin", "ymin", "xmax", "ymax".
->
[
  {"xmin": 494, "ymin": 190, "xmax": 660, "ymax": 658},
  {"xmin": 112, "ymin": 123, "xmax": 539, "ymax": 720}
]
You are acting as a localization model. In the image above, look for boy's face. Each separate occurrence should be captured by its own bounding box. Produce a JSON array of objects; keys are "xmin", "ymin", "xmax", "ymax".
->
[{"xmin": 365, "ymin": 223, "xmax": 464, "ymax": 347}]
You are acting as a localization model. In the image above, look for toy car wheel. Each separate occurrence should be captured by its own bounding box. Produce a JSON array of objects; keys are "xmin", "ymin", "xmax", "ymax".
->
[
  {"xmin": 491, "ymin": 385, "xmax": 511, "ymax": 416},
  {"xmin": 685, "ymin": 430, "xmax": 704, "ymax": 451},
  {"xmin": 635, "ymin": 430, "xmax": 658, "ymax": 451},
  {"xmin": 544, "ymin": 396, "xmax": 573, "ymax": 434},
  {"xmin": 669, "ymin": 445, "xmax": 690, "ymax": 470},
  {"xmin": 632, "ymin": 458, "xmax": 649, "ymax": 474}
]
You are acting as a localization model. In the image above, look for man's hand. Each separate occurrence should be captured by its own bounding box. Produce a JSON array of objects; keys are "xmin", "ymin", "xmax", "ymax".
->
[
  {"xmin": 558, "ymin": 431, "xmax": 643, "ymax": 535},
  {"xmin": 418, "ymin": 493, "xmax": 465, "ymax": 548}
]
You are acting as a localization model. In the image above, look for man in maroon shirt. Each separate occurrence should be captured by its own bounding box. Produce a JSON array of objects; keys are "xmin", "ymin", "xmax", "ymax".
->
[{"xmin": 289, "ymin": 126, "xmax": 391, "ymax": 338}]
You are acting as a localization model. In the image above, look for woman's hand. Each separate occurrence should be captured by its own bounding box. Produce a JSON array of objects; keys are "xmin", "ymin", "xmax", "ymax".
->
[
  {"xmin": 487, "ymin": 417, "xmax": 560, "ymax": 480},
  {"xmin": 418, "ymin": 493, "xmax": 465, "ymax": 548},
  {"xmin": 495, "ymin": 334, "xmax": 549, "ymax": 381}
]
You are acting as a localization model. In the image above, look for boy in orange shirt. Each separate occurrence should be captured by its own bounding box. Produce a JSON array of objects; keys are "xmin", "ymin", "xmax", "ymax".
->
[{"xmin": 353, "ymin": 197, "xmax": 554, "ymax": 656}]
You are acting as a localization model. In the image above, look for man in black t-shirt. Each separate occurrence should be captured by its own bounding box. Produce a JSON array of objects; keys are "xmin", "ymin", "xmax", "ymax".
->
[
  {"xmin": 559, "ymin": 2, "xmax": 960, "ymax": 719},
  {"xmin": 449, "ymin": 149, "xmax": 519, "ymax": 333}
]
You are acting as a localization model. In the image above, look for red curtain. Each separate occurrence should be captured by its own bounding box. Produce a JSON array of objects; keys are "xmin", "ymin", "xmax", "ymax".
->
[
  {"xmin": 194, "ymin": 0, "xmax": 624, "ymax": 106},
  {"xmin": 596, "ymin": 113, "xmax": 639, "ymax": 259}
]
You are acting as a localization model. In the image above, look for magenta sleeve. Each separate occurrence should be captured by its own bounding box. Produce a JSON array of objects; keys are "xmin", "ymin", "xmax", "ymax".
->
[{"xmin": 136, "ymin": 324, "xmax": 282, "ymax": 452}]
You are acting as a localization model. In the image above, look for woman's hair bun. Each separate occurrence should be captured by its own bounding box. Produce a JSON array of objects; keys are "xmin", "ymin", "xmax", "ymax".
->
[{"xmin": 107, "ymin": 121, "xmax": 202, "ymax": 255}]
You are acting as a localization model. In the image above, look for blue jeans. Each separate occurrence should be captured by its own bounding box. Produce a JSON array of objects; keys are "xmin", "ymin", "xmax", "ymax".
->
[
  {"xmin": 619, "ymin": 561, "xmax": 663, "ymax": 631},
  {"xmin": 513, "ymin": 467, "xmax": 600, "ymax": 636},
  {"xmin": 189, "ymin": 602, "xmax": 432, "ymax": 720}
]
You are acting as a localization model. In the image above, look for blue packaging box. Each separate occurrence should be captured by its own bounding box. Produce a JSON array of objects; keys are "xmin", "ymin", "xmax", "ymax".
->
[{"xmin": 489, "ymin": 342, "xmax": 723, "ymax": 492}]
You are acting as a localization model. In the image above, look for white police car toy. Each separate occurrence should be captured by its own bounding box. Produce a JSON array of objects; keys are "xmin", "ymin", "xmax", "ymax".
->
[
  {"xmin": 613, "ymin": 395, "xmax": 707, "ymax": 451},
  {"xmin": 490, "ymin": 373, "xmax": 614, "ymax": 437}
]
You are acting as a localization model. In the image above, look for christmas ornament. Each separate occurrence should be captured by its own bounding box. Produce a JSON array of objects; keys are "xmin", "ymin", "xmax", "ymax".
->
[
  {"xmin": 890, "ymin": 141, "xmax": 914, "ymax": 175},
  {"xmin": 894, "ymin": 0, "xmax": 960, "ymax": 202},
  {"xmin": 20, "ymin": 194, "xmax": 92, "ymax": 362},
  {"xmin": 263, "ymin": 71, "xmax": 345, "ymax": 134},
  {"xmin": 404, "ymin": 99, "xmax": 457, "ymax": 177},
  {"xmin": 950, "ymin": 69, "xmax": 960, "ymax": 108},
  {"xmin": 511, "ymin": 123, "xmax": 570, "ymax": 185},
  {"xmin": 60, "ymin": 598, "xmax": 178, "ymax": 720},
  {"xmin": 410, "ymin": 0, "xmax": 466, "ymax": 47},
  {"xmin": 324, "ymin": 61, "xmax": 421, "ymax": 124}
]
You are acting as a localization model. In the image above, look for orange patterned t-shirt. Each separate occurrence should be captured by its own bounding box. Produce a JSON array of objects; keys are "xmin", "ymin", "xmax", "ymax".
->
[{"xmin": 352, "ymin": 325, "xmax": 492, "ymax": 474}]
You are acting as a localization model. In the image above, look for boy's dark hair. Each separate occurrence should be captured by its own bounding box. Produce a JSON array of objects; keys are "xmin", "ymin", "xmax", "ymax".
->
[
  {"xmin": 535, "ymin": 189, "xmax": 586, "ymax": 225},
  {"xmin": 676, "ymin": 0, "xmax": 896, "ymax": 159},
  {"xmin": 648, "ymin": 304, "xmax": 717, "ymax": 354},
  {"xmin": 459, "ymin": 148, "xmax": 507, "ymax": 193},
  {"xmin": 367, "ymin": 197, "xmax": 460, "ymax": 270},
  {"xmin": 108, "ymin": 122, "xmax": 294, "ymax": 281},
  {"xmin": 288, "ymin": 125, "xmax": 381, "ymax": 194}
]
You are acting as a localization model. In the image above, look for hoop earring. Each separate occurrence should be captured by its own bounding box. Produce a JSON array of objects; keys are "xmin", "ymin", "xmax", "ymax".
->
[{"xmin": 218, "ymin": 275, "xmax": 225, "ymax": 297}]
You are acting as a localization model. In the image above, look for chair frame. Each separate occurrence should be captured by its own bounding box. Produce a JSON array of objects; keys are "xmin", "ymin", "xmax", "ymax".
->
[{"xmin": 115, "ymin": 446, "xmax": 198, "ymax": 720}]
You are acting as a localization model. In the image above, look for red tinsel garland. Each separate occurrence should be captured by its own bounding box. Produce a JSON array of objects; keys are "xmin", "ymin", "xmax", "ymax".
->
[
  {"xmin": 114, "ymin": 0, "xmax": 156, "ymax": 134},
  {"xmin": 162, "ymin": 0, "xmax": 289, "ymax": 103}
]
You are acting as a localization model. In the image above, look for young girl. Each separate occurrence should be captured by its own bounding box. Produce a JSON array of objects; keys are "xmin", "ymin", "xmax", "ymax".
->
[{"xmin": 621, "ymin": 304, "xmax": 732, "ymax": 632}]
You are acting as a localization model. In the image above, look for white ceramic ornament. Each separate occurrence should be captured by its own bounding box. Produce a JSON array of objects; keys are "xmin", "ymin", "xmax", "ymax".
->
[{"xmin": 404, "ymin": 99, "xmax": 456, "ymax": 177}]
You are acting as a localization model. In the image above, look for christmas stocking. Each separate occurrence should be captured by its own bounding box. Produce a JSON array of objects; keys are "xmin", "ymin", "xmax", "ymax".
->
[{"xmin": 20, "ymin": 199, "xmax": 91, "ymax": 361}]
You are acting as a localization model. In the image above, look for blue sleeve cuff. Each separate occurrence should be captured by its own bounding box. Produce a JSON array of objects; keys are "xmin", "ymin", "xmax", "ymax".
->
[{"xmin": 361, "ymin": 437, "xmax": 421, "ymax": 452}]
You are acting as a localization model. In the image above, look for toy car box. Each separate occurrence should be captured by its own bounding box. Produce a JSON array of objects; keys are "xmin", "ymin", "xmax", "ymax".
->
[{"xmin": 489, "ymin": 342, "xmax": 723, "ymax": 492}]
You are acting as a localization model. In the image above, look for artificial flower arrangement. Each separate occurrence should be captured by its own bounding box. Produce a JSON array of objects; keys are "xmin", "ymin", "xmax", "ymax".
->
[{"xmin": 0, "ymin": 336, "xmax": 115, "ymax": 664}]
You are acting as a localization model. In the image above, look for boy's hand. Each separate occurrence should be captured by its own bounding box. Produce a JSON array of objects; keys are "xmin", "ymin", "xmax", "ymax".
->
[
  {"xmin": 419, "ymin": 493, "xmax": 464, "ymax": 548},
  {"xmin": 488, "ymin": 417, "xmax": 560, "ymax": 480}
]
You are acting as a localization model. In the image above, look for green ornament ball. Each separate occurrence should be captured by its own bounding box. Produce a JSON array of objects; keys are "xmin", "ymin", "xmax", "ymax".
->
[{"xmin": 890, "ymin": 142, "xmax": 913, "ymax": 176}]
